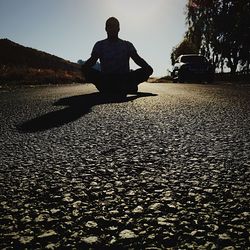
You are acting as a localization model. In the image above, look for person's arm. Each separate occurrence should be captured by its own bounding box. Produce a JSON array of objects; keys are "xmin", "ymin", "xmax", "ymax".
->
[
  {"xmin": 81, "ymin": 55, "xmax": 98, "ymax": 74},
  {"xmin": 131, "ymin": 51, "xmax": 153, "ymax": 72}
]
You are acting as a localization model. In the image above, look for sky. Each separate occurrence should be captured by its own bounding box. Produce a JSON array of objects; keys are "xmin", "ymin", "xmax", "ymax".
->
[{"xmin": 0, "ymin": 0, "xmax": 187, "ymax": 77}]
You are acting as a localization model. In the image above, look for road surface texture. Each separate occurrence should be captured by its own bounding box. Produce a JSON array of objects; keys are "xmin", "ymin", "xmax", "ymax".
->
[{"xmin": 0, "ymin": 82, "xmax": 249, "ymax": 249}]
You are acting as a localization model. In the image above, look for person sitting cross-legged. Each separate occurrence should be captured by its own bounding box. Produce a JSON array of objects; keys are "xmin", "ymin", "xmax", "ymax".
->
[{"xmin": 81, "ymin": 17, "xmax": 153, "ymax": 95}]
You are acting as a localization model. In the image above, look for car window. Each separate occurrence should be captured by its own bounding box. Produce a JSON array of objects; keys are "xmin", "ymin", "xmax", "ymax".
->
[{"xmin": 181, "ymin": 56, "xmax": 205, "ymax": 63}]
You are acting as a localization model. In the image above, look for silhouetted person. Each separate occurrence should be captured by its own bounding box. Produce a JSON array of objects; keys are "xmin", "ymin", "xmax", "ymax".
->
[{"xmin": 82, "ymin": 17, "xmax": 153, "ymax": 95}]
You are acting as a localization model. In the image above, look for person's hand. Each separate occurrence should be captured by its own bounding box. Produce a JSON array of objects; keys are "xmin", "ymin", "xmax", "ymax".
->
[{"xmin": 145, "ymin": 65, "xmax": 153, "ymax": 75}]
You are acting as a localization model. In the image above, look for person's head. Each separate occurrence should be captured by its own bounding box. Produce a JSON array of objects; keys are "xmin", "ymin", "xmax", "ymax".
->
[{"xmin": 105, "ymin": 17, "xmax": 120, "ymax": 39}]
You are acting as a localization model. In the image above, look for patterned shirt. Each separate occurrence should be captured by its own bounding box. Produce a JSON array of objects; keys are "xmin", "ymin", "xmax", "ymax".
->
[{"xmin": 91, "ymin": 38, "xmax": 136, "ymax": 74}]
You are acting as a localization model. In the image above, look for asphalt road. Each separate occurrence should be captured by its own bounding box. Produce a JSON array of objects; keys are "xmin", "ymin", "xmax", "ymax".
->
[{"xmin": 0, "ymin": 82, "xmax": 250, "ymax": 249}]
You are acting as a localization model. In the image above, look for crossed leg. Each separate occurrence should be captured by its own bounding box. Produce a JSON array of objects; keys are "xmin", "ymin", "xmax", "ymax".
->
[{"xmin": 83, "ymin": 67, "xmax": 153, "ymax": 94}]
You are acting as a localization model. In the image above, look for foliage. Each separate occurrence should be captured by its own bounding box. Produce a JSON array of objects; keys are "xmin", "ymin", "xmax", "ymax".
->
[
  {"xmin": 178, "ymin": 0, "xmax": 250, "ymax": 74},
  {"xmin": 171, "ymin": 38, "xmax": 199, "ymax": 65},
  {"xmin": 0, "ymin": 65, "xmax": 83, "ymax": 84},
  {"xmin": 77, "ymin": 59, "xmax": 84, "ymax": 65}
]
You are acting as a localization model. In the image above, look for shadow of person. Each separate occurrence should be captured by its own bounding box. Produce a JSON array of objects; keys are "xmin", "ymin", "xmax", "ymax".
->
[{"xmin": 17, "ymin": 92, "xmax": 157, "ymax": 133}]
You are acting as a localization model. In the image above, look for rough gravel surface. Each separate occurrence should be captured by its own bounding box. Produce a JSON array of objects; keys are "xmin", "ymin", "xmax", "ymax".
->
[{"xmin": 0, "ymin": 82, "xmax": 249, "ymax": 249}]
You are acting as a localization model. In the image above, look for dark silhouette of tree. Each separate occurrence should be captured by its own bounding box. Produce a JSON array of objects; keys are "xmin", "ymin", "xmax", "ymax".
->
[
  {"xmin": 77, "ymin": 59, "xmax": 84, "ymax": 65},
  {"xmin": 171, "ymin": 38, "xmax": 199, "ymax": 65},
  {"xmin": 178, "ymin": 0, "xmax": 250, "ymax": 74}
]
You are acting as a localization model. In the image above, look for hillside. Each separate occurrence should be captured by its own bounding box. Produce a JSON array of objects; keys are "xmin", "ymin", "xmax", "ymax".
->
[{"xmin": 0, "ymin": 39, "xmax": 84, "ymax": 84}]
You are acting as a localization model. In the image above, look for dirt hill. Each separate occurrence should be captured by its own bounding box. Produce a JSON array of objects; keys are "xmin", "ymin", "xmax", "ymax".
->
[{"xmin": 0, "ymin": 39, "xmax": 83, "ymax": 84}]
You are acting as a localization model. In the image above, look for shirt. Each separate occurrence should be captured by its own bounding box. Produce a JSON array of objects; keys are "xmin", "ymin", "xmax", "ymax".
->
[{"xmin": 91, "ymin": 38, "xmax": 136, "ymax": 74}]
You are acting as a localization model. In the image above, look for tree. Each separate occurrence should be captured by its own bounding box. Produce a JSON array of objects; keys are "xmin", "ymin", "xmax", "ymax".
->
[
  {"xmin": 171, "ymin": 37, "xmax": 199, "ymax": 65},
  {"xmin": 184, "ymin": 0, "xmax": 250, "ymax": 74},
  {"xmin": 77, "ymin": 59, "xmax": 84, "ymax": 65}
]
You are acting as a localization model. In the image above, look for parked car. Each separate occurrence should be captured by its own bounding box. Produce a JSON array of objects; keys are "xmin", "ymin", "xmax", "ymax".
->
[{"xmin": 172, "ymin": 54, "xmax": 214, "ymax": 83}]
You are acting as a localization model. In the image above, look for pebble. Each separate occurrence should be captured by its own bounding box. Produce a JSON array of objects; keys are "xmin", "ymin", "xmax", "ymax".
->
[
  {"xmin": 132, "ymin": 206, "xmax": 144, "ymax": 214},
  {"xmin": 85, "ymin": 221, "xmax": 98, "ymax": 228},
  {"xmin": 218, "ymin": 233, "xmax": 233, "ymax": 246},
  {"xmin": 72, "ymin": 200, "xmax": 82, "ymax": 208},
  {"xmin": 119, "ymin": 229, "xmax": 138, "ymax": 239},
  {"xmin": 19, "ymin": 236, "xmax": 34, "ymax": 245},
  {"xmin": 35, "ymin": 213, "xmax": 49, "ymax": 222},
  {"xmin": 82, "ymin": 236, "xmax": 99, "ymax": 245},
  {"xmin": 38, "ymin": 230, "xmax": 57, "ymax": 239},
  {"xmin": 148, "ymin": 203, "xmax": 162, "ymax": 211}
]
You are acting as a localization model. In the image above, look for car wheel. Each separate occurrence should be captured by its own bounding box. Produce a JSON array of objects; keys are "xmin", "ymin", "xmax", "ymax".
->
[
  {"xmin": 178, "ymin": 72, "xmax": 185, "ymax": 83},
  {"xmin": 178, "ymin": 76, "xmax": 184, "ymax": 83},
  {"xmin": 207, "ymin": 76, "xmax": 214, "ymax": 83}
]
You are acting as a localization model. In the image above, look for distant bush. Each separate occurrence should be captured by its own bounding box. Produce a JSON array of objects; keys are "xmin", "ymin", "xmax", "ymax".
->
[
  {"xmin": 0, "ymin": 39, "xmax": 85, "ymax": 85},
  {"xmin": 0, "ymin": 65, "xmax": 84, "ymax": 84},
  {"xmin": 214, "ymin": 73, "xmax": 250, "ymax": 83},
  {"xmin": 147, "ymin": 73, "xmax": 250, "ymax": 84},
  {"xmin": 148, "ymin": 76, "xmax": 172, "ymax": 83}
]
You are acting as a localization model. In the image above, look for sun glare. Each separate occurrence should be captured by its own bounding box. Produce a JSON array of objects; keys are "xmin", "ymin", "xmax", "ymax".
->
[{"xmin": 102, "ymin": 0, "xmax": 167, "ymax": 28}]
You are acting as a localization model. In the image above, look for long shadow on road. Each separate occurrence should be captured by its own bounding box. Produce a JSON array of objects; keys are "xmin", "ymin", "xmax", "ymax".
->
[{"xmin": 17, "ymin": 92, "xmax": 157, "ymax": 133}]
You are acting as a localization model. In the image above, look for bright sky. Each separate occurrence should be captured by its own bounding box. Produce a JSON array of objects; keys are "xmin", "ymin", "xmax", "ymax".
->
[{"xmin": 0, "ymin": 0, "xmax": 187, "ymax": 77}]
